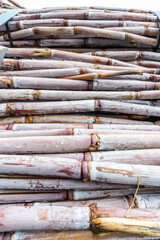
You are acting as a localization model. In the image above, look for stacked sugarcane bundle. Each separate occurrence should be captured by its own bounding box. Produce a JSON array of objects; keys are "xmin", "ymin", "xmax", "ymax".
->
[
  {"xmin": 0, "ymin": 3, "xmax": 159, "ymax": 49},
  {"xmin": 1, "ymin": 1, "xmax": 160, "ymax": 239}
]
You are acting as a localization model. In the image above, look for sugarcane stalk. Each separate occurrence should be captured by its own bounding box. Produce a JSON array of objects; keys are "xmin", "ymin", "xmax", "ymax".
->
[
  {"xmin": 1, "ymin": 89, "xmax": 160, "ymax": 101},
  {"xmin": 2, "ymin": 77, "xmax": 159, "ymax": 91},
  {"xmin": 7, "ymin": 0, "xmax": 26, "ymax": 9},
  {"xmin": 0, "ymin": 133, "xmax": 160, "ymax": 153},
  {"xmin": 0, "ymin": 129, "xmax": 159, "ymax": 139},
  {"xmin": 88, "ymin": 149, "xmax": 160, "ymax": 165},
  {"xmin": 1, "ymin": 100, "xmax": 160, "ymax": 117},
  {"xmin": 110, "ymin": 74, "xmax": 160, "ymax": 81},
  {"xmin": 92, "ymin": 80, "xmax": 160, "ymax": 91},
  {"xmin": 1, "ymin": 59, "xmax": 130, "ymax": 71},
  {"xmin": 0, "ymin": 69, "xmax": 141, "ymax": 79},
  {"xmin": 0, "ymin": 129, "xmax": 74, "ymax": 137},
  {"xmin": 86, "ymin": 50, "xmax": 160, "ymax": 61},
  {"xmin": 85, "ymin": 38, "xmax": 155, "ymax": 48},
  {"xmin": 0, "ymin": 123, "xmax": 159, "ymax": 131},
  {"xmin": 0, "ymin": 191, "xmax": 67, "ymax": 204},
  {"xmin": 63, "ymin": 70, "xmax": 142, "ymax": 80},
  {"xmin": 68, "ymin": 189, "xmax": 160, "ymax": 200},
  {"xmin": 0, "ymin": 178, "xmax": 123, "ymax": 190},
  {"xmin": 130, "ymin": 60, "xmax": 160, "ymax": 68},
  {"xmin": 0, "ymin": 114, "xmax": 152, "ymax": 125},
  {"xmin": 10, "ymin": 10, "xmax": 157, "ymax": 22},
  {"xmin": 0, "ymin": 123, "xmax": 89, "ymax": 130},
  {"xmin": 105, "ymin": 26, "xmax": 158, "ymax": 37},
  {"xmin": 0, "ymin": 67, "xmax": 86, "ymax": 78},
  {"xmin": 125, "ymin": 193, "xmax": 160, "ymax": 210},
  {"xmin": 0, "ymin": 156, "xmax": 83, "ymax": 178},
  {"xmin": 0, "ymin": 77, "xmax": 90, "ymax": 90}
]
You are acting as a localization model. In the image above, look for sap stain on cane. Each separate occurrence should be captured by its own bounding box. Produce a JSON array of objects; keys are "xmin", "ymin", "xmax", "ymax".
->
[
  {"xmin": 96, "ymin": 167, "xmax": 134, "ymax": 176},
  {"xmin": 58, "ymin": 167, "xmax": 75, "ymax": 176}
]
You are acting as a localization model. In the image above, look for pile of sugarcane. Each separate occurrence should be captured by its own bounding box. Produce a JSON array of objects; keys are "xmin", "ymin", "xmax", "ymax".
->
[{"xmin": 1, "ymin": 1, "xmax": 160, "ymax": 239}]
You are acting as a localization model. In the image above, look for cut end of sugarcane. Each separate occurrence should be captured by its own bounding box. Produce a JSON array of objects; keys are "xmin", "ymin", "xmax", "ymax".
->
[
  {"xmin": 91, "ymin": 217, "xmax": 160, "ymax": 236},
  {"xmin": 33, "ymin": 50, "xmax": 51, "ymax": 57}
]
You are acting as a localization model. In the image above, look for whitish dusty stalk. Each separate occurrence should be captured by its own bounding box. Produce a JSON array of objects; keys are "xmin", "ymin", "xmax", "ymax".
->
[
  {"xmin": 86, "ymin": 50, "xmax": 160, "ymax": 61},
  {"xmin": 1, "ymin": 89, "xmax": 160, "ymax": 101},
  {"xmin": 0, "ymin": 123, "xmax": 159, "ymax": 131},
  {"xmin": 2, "ymin": 77, "xmax": 159, "ymax": 91},
  {"xmin": 10, "ymin": 10, "xmax": 157, "ymax": 22},
  {"xmin": 0, "ymin": 129, "xmax": 159, "ymax": 138},
  {"xmin": 0, "ymin": 68, "xmax": 85, "ymax": 78},
  {"xmin": 0, "ymin": 178, "xmax": 123, "ymax": 190},
  {"xmin": 0, "ymin": 133, "xmax": 160, "ymax": 153},
  {"xmin": 0, "ymin": 100, "xmax": 160, "ymax": 117},
  {"xmin": 0, "ymin": 114, "xmax": 152, "ymax": 125}
]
